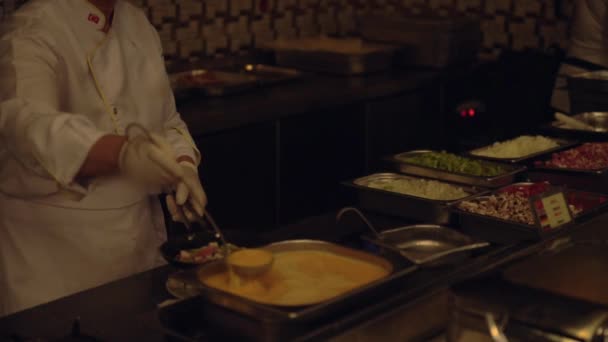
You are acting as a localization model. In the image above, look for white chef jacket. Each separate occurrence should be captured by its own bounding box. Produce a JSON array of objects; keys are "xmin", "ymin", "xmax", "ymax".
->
[
  {"xmin": 0, "ymin": 0, "xmax": 200, "ymax": 316},
  {"xmin": 551, "ymin": 0, "xmax": 608, "ymax": 113}
]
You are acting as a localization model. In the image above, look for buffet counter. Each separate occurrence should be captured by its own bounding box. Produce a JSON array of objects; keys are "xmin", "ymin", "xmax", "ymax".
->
[{"xmin": 4, "ymin": 210, "xmax": 606, "ymax": 341}]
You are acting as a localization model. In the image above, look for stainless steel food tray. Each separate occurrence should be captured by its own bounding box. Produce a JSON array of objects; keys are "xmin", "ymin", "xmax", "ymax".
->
[
  {"xmin": 170, "ymin": 240, "xmax": 415, "ymax": 324},
  {"xmin": 345, "ymin": 173, "xmax": 486, "ymax": 224},
  {"xmin": 450, "ymin": 183, "xmax": 608, "ymax": 244},
  {"xmin": 532, "ymin": 163, "xmax": 608, "ymax": 176},
  {"xmin": 466, "ymin": 138, "xmax": 578, "ymax": 164},
  {"xmin": 528, "ymin": 153, "xmax": 608, "ymax": 196},
  {"xmin": 169, "ymin": 69, "xmax": 258, "ymax": 97},
  {"xmin": 362, "ymin": 224, "xmax": 489, "ymax": 267},
  {"xmin": 388, "ymin": 150, "xmax": 526, "ymax": 188},
  {"xmin": 261, "ymin": 40, "xmax": 395, "ymax": 75}
]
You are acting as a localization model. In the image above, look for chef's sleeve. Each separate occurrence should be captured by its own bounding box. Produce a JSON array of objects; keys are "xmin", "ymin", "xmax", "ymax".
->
[
  {"xmin": 0, "ymin": 22, "xmax": 105, "ymax": 196},
  {"xmin": 162, "ymin": 90, "xmax": 201, "ymax": 166},
  {"xmin": 147, "ymin": 22, "xmax": 201, "ymax": 166}
]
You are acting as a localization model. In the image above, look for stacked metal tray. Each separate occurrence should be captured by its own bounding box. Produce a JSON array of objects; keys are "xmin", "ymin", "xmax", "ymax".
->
[
  {"xmin": 542, "ymin": 113, "xmax": 608, "ymax": 142},
  {"xmin": 345, "ymin": 173, "xmax": 485, "ymax": 224},
  {"xmin": 466, "ymin": 137, "xmax": 577, "ymax": 164},
  {"xmin": 359, "ymin": 14, "xmax": 481, "ymax": 68},
  {"xmin": 388, "ymin": 150, "xmax": 526, "ymax": 188},
  {"xmin": 568, "ymin": 70, "xmax": 608, "ymax": 113},
  {"xmin": 169, "ymin": 69, "xmax": 258, "ymax": 97},
  {"xmin": 164, "ymin": 240, "xmax": 416, "ymax": 341},
  {"xmin": 551, "ymin": 112, "xmax": 608, "ymax": 133},
  {"xmin": 259, "ymin": 37, "xmax": 396, "ymax": 75},
  {"xmin": 450, "ymin": 182, "xmax": 608, "ymax": 244}
]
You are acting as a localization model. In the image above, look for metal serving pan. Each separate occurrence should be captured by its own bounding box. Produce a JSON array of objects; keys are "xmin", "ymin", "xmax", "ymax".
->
[
  {"xmin": 241, "ymin": 64, "xmax": 304, "ymax": 86},
  {"xmin": 169, "ymin": 69, "xmax": 258, "ymax": 97},
  {"xmin": 388, "ymin": 150, "xmax": 526, "ymax": 188},
  {"xmin": 466, "ymin": 137, "xmax": 577, "ymax": 164},
  {"xmin": 528, "ymin": 144, "xmax": 608, "ymax": 193},
  {"xmin": 551, "ymin": 112, "xmax": 608, "ymax": 133},
  {"xmin": 345, "ymin": 173, "xmax": 485, "ymax": 224},
  {"xmin": 528, "ymin": 170, "xmax": 608, "ymax": 195},
  {"xmin": 170, "ymin": 240, "xmax": 415, "ymax": 324},
  {"xmin": 260, "ymin": 38, "xmax": 395, "ymax": 75},
  {"xmin": 450, "ymin": 182, "xmax": 608, "ymax": 244},
  {"xmin": 198, "ymin": 240, "xmax": 393, "ymax": 307},
  {"xmin": 362, "ymin": 224, "xmax": 489, "ymax": 267}
]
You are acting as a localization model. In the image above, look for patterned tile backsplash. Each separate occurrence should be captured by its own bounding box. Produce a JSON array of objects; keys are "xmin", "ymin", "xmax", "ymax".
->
[{"xmin": 1, "ymin": 0, "xmax": 574, "ymax": 65}]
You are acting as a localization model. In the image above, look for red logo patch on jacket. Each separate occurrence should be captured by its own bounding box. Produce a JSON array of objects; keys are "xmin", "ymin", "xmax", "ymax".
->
[{"xmin": 88, "ymin": 13, "xmax": 100, "ymax": 24}]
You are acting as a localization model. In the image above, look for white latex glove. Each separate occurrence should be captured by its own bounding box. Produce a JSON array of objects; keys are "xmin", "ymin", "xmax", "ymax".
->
[
  {"xmin": 166, "ymin": 161, "xmax": 207, "ymax": 222},
  {"xmin": 118, "ymin": 133, "xmax": 184, "ymax": 188}
]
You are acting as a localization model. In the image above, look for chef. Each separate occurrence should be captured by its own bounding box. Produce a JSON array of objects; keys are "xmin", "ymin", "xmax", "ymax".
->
[
  {"xmin": 551, "ymin": 0, "xmax": 608, "ymax": 113},
  {"xmin": 0, "ymin": 0, "xmax": 206, "ymax": 316}
]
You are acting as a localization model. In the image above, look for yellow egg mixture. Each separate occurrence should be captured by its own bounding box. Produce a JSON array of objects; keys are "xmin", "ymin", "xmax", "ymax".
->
[
  {"xmin": 228, "ymin": 249, "xmax": 272, "ymax": 267},
  {"xmin": 200, "ymin": 250, "xmax": 389, "ymax": 306}
]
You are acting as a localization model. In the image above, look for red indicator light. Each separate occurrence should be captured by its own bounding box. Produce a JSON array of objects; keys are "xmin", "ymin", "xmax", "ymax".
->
[
  {"xmin": 468, "ymin": 109, "xmax": 475, "ymax": 117},
  {"xmin": 460, "ymin": 110, "xmax": 467, "ymax": 118}
]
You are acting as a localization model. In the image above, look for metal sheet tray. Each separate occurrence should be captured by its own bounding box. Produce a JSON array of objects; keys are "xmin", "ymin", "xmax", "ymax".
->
[
  {"xmin": 450, "ymin": 182, "xmax": 608, "ymax": 244},
  {"xmin": 261, "ymin": 38, "xmax": 395, "ymax": 75},
  {"xmin": 345, "ymin": 173, "xmax": 485, "ymax": 224},
  {"xmin": 169, "ymin": 69, "xmax": 258, "ymax": 97},
  {"xmin": 241, "ymin": 64, "xmax": 304, "ymax": 86},
  {"xmin": 362, "ymin": 224, "xmax": 489, "ymax": 267},
  {"xmin": 466, "ymin": 138, "xmax": 577, "ymax": 164},
  {"xmin": 170, "ymin": 240, "xmax": 415, "ymax": 324},
  {"xmin": 388, "ymin": 150, "xmax": 526, "ymax": 188}
]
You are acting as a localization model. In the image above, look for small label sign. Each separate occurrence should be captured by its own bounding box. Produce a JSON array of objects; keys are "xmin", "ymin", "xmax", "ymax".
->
[{"xmin": 530, "ymin": 189, "xmax": 573, "ymax": 230}]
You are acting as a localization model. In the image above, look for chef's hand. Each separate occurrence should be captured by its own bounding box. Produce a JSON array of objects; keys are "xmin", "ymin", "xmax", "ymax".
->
[
  {"xmin": 118, "ymin": 133, "xmax": 184, "ymax": 188},
  {"xmin": 166, "ymin": 161, "xmax": 207, "ymax": 222}
]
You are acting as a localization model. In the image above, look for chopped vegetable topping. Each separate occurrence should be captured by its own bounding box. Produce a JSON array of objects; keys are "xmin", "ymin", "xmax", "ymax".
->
[
  {"xmin": 457, "ymin": 183, "xmax": 583, "ymax": 225},
  {"xmin": 471, "ymin": 135, "xmax": 559, "ymax": 159},
  {"xmin": 367, "ymin": 177, "xmax": 470, "ymax": 200},
  {"xmin": 539, "ymin": 143, "xmax": 608, "ymax": 170},
  {"xmin": 399, "ymin": 151, "xmax": 508, "ymax": 177},
  {"xmin": 176, "ymin": 242, "xmax": 239, "ymax": 264}
]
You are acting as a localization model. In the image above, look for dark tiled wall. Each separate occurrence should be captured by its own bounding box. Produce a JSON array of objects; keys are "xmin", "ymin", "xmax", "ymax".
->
[{"xmin": 1, "ymin": 0, "xmax": 574, "ymax": 65}]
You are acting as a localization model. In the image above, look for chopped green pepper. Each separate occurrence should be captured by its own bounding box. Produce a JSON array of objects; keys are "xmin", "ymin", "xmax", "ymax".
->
[{"xmin": 399, "ymin": 151, "xmax": 507, "ymax": 177}]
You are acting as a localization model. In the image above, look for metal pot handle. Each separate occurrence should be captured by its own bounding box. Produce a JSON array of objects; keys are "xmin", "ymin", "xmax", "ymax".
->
[{"xmin": 336, "ymin": 207, "xmax": 382, "ymax": 238}]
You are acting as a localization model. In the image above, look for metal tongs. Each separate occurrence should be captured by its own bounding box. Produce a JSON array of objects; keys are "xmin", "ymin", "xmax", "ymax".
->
[
  {"xmin": 177, "ymin": 204, "xmax": 273, "ymax": 277},
  {"xmin": 176, "ymin": 202, "xmax": 228, "ymax": 249}
]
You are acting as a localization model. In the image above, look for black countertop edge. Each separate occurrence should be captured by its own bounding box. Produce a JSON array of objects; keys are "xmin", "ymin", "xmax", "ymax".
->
[{"xmin": 176, "ymin": 69, "xmax": 439, "ymax": 137}]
